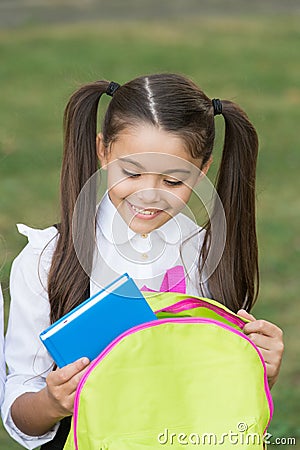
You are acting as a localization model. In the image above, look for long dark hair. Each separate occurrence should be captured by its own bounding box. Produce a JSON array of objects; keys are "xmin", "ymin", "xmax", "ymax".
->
[{"xmin": 48, "ymin": 73, "xmax": 259, "ymax": 322}]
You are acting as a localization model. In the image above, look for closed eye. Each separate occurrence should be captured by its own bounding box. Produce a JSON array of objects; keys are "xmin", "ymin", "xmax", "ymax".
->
[
  {"xmin": 164, "ymin": 180, "xmax": 183, "ymax": 186},
  {"xmin": 122, "ymin": 169, "xmax": 141, "ymax": 178},
  {"xmin": 122, "ymin": 169, "xmax": 183, "ymax": 186}
]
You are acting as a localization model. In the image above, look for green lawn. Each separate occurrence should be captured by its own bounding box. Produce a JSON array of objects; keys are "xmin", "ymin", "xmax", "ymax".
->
[{"xmin": 0, "ymin": 15, "xmax": 299, "ymax": 449}]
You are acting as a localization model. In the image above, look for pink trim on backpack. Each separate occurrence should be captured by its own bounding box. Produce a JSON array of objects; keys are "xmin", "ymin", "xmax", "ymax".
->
[
  {"xmin": 141, "ymin": 265, "xmax": 186, "ymax": 293},
  {"xmin": 156, "ymin": 298, "xmax": 246, "ymax": 329}
]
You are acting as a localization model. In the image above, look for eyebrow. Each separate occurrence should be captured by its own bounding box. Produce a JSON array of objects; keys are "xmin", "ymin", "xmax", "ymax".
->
[{"xmin": 118, "ymin": 156, "xmax": 191, "ymax": 175}]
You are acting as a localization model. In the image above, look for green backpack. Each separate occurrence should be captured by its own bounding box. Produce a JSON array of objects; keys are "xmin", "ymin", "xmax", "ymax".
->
[{"xmin": 64, "ymin": 266, "xmax": 273, "ymax": 450}]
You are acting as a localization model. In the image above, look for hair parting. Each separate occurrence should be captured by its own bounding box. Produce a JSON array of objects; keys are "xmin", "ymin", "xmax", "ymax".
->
[{"xmin": 144, "ymin": 77, "xmax": 159, "ymax": 125}]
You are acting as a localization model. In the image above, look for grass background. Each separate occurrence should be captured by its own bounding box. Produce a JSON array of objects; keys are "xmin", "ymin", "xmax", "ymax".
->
[{"xmin": 0, "ymin": 3, "xmax": 299, "ymax": 448}]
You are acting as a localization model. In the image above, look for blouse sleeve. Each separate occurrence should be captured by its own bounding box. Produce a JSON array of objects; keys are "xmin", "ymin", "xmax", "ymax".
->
[
  {"xmin": 0, "ymin": 285, "xmax": 5, "ymax": 406},
  {"xmin": 1, "ymin": 225, "xmax": 60, "ymax": 449}
]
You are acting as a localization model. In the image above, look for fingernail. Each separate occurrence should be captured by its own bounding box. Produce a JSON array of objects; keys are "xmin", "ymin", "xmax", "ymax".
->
[{"xmin": 81, "ymin": 357, "xmax": 89, "ymax": 365}]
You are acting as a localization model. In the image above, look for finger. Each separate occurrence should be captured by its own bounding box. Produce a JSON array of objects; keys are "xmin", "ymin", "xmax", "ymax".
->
[
  {"xmin": 263, "ymin": 360, "xmax": 279, "ymax": 380},
  {"xmin": 52, "ymin": 391, "xmax": 76, "ymax": 416},
  {"xmin": 252, "ymin": 348, "xmax": 279, "ymax": 381},
  {"xmin": 264, "ymin": 361, "xmax": 275, "ymax": 377},
  {"xmin": 243, "ymin": 319, "xmax": 283, "ymax": 338},
  {"xmin": 68, "ymin": 392, "xmax": 76, "ymax": 414},
  {"xmin": 256, "ymin": 348, "xmax": 272, "ymax": 365},
  {"xmin": 263, "ymin": 361, "xmax": 279, "ymax": 389},
  {"xmin": 53, "ymin": 357, "xmax": 90, "ymax": 386},
  {"xmin": 246, "ymin": 333, "xmax": 274, "ymax": 352},
  {"xmin": 64, "ymin": 363, "xmax": 92, "ymax": 396},
  {"xmin": 237, "ymin": 309, "xmax": 256, "ymax": 322},
  {"xmin": 248, "ymin": 340, "xmax": 283, "ymax": 375}
]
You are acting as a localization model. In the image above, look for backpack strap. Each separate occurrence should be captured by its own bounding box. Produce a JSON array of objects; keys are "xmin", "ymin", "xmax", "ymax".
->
[
  {"xmin": 141, "ymin": 265, "xmax": 186, "ymax": 294},
  {"xmin": 40, "ymin": 225, "xmax": 90, "ymax": 449},
  {"xmin": 40, "ymin": 416, "xmax": 71, "ymax": 450},
  {"xmin": 160, "ymin": 265, "xmax": 186, "ymax": 293}
]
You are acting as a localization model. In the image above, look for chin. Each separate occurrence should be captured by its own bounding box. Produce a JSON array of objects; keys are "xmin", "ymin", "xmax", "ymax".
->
[
  {"xmin": 130, "ymin": 217, "xmax": 169, "ymax": 234},
  {"xmin": 128, "ymin": 220, "xmax": 156, "ymax": 234}
]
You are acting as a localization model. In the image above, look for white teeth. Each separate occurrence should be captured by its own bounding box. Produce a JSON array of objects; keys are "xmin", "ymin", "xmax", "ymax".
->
[{"xmin": 131, "ymin": 204, "xmax": 157, "ymax": 215}]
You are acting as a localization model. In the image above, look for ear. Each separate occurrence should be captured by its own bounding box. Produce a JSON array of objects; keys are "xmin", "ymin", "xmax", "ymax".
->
[
  {"xmin": 96, "ymin": 133, "xmax": 108, "ymax": 169},
  {"xmin": 202, "ymin": 156, "xmax": 213, "ymax": 175},
  {"xmin": 195, "ymin": 156, "xmax": 213, "ymax": 184}
]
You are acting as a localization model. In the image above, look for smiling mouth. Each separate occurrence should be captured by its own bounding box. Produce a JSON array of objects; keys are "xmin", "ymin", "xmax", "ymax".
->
[{"xmin": 127, "ymin": 201, "xmax": 164, "ymax": 216}]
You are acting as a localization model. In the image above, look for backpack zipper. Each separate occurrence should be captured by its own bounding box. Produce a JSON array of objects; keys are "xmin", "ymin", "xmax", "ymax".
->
[
  {"xmin": 73, "ymin": 317, "xmax": 273, "ymax": 450},
  {"xmin": 155, "ymin": 298, "xmax": 246, "ymax": 329}
]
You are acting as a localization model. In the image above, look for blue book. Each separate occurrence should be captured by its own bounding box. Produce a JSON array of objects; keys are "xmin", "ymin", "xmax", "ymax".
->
[{"xmin": 40, "ymin": 274, "xmax": 157, "ymax": 368}]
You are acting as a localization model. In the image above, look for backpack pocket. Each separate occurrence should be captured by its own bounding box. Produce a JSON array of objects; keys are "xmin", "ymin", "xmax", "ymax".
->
[{"xmin": 97, "ymin": 418, "xmax": 264, "ymax": 449}]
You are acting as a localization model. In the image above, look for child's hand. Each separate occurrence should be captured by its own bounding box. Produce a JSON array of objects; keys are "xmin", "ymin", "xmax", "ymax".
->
[
  {"xmin": 237, "ymin": 310, "xmax": 284, "ymax": 389},
  {"xmin": 45, "ymin": 357, "xmax": 90, "ymax": 418},
  {"xmin": 10, "ymin": 357, "xmax": 91, "ymax": 436}
]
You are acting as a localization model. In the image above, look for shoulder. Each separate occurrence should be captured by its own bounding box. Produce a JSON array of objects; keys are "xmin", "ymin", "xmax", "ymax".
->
[
  {"xmin": 11, "ymin": 224, "xmax": 59, "ymax": 296},
  {"xmin": 16, "ymin": 223, "xmax": 58, "ymax": 253}
]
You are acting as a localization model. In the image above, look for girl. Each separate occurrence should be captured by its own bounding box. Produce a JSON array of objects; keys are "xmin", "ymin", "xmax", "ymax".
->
[{"xmin": 2, "ymin": 73, "xmax": 283, "ymax": 449}]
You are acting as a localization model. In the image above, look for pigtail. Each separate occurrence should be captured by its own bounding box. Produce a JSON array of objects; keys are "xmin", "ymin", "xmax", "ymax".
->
[
  {"xmin": 48, "ymin": 80, "xmax": 110, "ymax": 323},
  {"xmin": 203, "ymin": 100, "xmax": 259, "ymax": 312}
]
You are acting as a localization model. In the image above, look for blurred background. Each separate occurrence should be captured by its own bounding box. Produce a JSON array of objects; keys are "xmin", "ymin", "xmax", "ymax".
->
[{"xmin": 0, "ymin": 0, "xmax": 299, "ymax": 448}]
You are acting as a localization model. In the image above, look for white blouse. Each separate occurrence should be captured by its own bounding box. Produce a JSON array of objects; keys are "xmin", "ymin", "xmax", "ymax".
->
[
  {"xmin": 0, "ymin": 285, "xmax": 5, "ymax": 406},
  {"xmin": 1, "ymin": 193, "xmax": 205, "ymax": 449}
]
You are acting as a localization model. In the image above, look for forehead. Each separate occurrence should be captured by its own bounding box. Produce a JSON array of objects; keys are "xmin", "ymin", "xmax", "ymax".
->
[{"xmin": 109, "ymin": 124, "xmax": 202, "ymax": 173}]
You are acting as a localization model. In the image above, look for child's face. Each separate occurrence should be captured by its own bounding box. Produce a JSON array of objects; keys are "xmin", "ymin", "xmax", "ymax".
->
[{"xmin": 97, "ymin": 124, "xmax": 211, "ymax": 235}]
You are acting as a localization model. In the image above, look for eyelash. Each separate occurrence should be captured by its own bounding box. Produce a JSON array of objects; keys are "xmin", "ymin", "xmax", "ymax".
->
[
  {"xmin": 121, "ymin": 169, "xmax": 183, "ymax": 186},
  {"xmin": 164, "ymin": 180, "xmax": 183, "ymax": 186}
]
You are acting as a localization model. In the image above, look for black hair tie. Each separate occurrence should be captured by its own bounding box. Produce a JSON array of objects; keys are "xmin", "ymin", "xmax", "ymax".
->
[
  {"xmin": 212, "ymin": 98, "xmax": 223, "ymax": 116},
  {"xmin": 106, "ymin": 81, "xmax": 120, "ymax": 97}
]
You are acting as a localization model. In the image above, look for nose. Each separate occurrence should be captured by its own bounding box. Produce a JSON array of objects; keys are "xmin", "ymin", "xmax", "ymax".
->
[{"xmin": 136, "ymin": 175, "xmax": 161, "ymax": 204}]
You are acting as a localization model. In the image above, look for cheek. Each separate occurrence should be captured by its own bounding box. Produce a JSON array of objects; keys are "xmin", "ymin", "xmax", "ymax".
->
[
  {"xmin": 106, "ymin": 166, "xmax": 122, "ymax": 189},
  {"xmin": 168, "ymin": 187, "xmax": 193, "ymax": 211},
  {"xmin": 107, "ymin": 166, "xmax": 128, "ymax": 192},
  {"xmin": 107, "ymin": 174, "xmax": 134, "ymax": 202}
]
